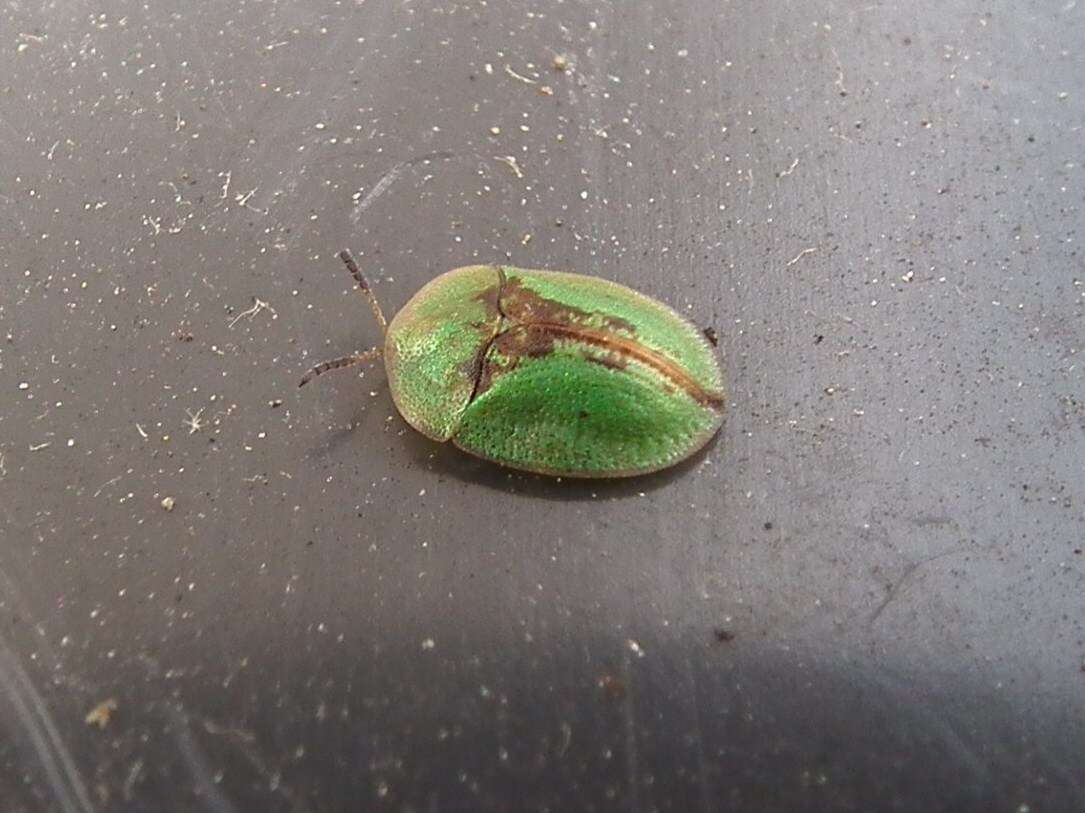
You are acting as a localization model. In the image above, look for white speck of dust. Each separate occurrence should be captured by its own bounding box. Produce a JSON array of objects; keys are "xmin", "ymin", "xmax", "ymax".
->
[
  {"xmin": 421, "ymin": 638, "xmax": 435, "ymax": 650},
  {"xmin": 18, "ymin": 382, "xmax": 29, "ymax": 390},
  {"xmin": 627, "ymin": 639, "xmax": 645, "ymax": 658}
]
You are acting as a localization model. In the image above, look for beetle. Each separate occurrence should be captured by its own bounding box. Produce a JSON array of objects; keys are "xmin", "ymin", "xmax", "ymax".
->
[{"xmin": 300, "ymin": 250, "xmax": 725, "ymax": 478}]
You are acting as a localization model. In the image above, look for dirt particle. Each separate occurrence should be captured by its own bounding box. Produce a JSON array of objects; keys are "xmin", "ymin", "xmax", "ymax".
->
[
  {"xmin": 598, "ymin": 674, "xmax": 626, "ymax": 699},
  {"xmin": 85, "ymin": 698, "xmax": 118, "ymax": 729}
]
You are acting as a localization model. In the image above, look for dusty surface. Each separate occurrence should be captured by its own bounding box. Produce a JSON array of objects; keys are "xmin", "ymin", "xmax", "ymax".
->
[{"xmin": 1, "ymin": 1, "xmax": 1082, "ymax": 810}]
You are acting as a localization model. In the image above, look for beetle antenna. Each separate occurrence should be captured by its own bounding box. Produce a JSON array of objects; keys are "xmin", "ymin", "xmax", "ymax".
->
[
  {"xmin": 339, "ymin": 249, "xmax": 388, "ymax": 334},
  {"xmin": 299, "ymin": 347, "xmax": 382, "ymax": 387}
]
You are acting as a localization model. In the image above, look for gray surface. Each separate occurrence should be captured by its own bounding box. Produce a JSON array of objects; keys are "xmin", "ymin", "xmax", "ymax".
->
[{"xmin": 1, "ymin": 1, "xmax": 1083, "ymax": 810}]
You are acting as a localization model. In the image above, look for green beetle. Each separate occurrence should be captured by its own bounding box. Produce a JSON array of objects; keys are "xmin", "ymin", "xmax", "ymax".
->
[{"xmin": 301, "ymin": 250, "xmax": 725, "ymax": 478}]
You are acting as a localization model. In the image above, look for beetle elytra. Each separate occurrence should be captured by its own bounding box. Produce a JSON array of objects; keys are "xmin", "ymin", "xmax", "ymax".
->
[{"xmin": 301, "ymin": 250, "xmax": 725, "ymax": 478}]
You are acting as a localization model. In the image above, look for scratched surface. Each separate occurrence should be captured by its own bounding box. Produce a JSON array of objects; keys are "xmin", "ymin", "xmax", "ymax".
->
[{"xmin": 1, "ymin": 1, "xmax": 1083, "ymax": 811}]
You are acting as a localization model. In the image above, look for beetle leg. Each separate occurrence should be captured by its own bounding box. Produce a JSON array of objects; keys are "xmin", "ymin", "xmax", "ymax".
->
[
  {"xmin": 298, "ymin": 348, "xmax": 382, "ymax": 387},
  {"xmin": 338, "ymin": 249, "xmax": 388, "ymax": 334}
]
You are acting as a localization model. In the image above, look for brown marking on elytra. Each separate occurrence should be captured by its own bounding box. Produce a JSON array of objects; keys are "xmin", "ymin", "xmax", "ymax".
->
[
  {"xmin": 466, "ymin": 272, "xmax": 724, "ymax": 408},
  {"xmin": 473, "ymin": 323, "xmax": 723, "ymax": 408},
  {"xmin": 538, "ymin": 323, "xmax": 722, "ymax": 407},
  {"xmin": 472, "ymin": 326, "xmax": 537, "ymax": 397},
  {"xmin": 500, "ymin": 277, "xmax": 636, "ymax": 335},
  {"xmin": 473, "ymin": 351, "xmax": 514, "ymax": 399}
]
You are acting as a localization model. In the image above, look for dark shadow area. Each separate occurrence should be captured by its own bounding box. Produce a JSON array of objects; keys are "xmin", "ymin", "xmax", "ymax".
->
[{"xmin": 6, "ymin": 628, "xmax": 1079, "ymax": 812}]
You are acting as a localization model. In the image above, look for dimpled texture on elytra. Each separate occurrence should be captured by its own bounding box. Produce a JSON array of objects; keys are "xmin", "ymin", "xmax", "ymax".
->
[{"xmin": 384, "ymin": 265, "xmax": 725, "ymax": 478}]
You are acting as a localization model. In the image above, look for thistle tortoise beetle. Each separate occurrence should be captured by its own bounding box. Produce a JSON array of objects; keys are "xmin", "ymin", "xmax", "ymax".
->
[{"xmin": 300, "ymin": 250, "xmax": 725, "ymax": 478}]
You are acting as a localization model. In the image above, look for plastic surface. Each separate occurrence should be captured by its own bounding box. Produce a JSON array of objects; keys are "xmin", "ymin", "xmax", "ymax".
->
[{"xmin": 1, "ymin": 1, "xmax": 1082, "ymax": 810}]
